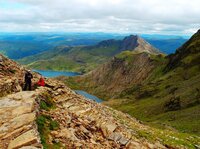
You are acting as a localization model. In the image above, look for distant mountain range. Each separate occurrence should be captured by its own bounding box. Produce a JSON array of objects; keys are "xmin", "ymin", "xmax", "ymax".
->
[
  {"xmin": 19, "ymin": 35, "xmax": 162, "ymax": 73},
  {"xmin": 146, "ymin": 38, "xmax": 187, "ymax": 54},
  {"xmin": 0, "ymin": 32, "xmax": 188, "ymax": 60},
  {"xmin": 64, "ymin": 30, "xmax": 200, "ymax": 135},
  {"xmin": 0, "ymin": 32, "xmax": 124, "ymax": 59}
]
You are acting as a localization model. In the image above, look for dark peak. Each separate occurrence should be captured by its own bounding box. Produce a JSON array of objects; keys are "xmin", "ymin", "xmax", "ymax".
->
[
  {"xmin": 119, "ymin": 35, "xmax": 140, "ymax": 51},
  {"xmin": 122, "ymin": 35, "xmax": 139, "ymax": 42},
  {"xmin": 118, "ymin": 35, "xmax": 161, "ymax": 54},
  {"xmin": 97, "ymin": 39, "xmax": 120, "ymax": 47}
]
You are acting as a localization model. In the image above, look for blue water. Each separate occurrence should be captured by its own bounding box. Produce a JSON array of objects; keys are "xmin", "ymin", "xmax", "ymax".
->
[
  {"xmin": 33, "ymin": 69, "xmax": 80, "ymax": 78},
  {"xmin": 75, "ymin": 90, "xmax": 103, "ymax": 103},
  {"xmin": 33, "ymin": 70, "xmax": 102, "ymax": 103}
]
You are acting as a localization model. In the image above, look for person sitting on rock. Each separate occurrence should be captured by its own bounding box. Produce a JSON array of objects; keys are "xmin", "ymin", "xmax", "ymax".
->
[
  {"xmin": 37, "ymin": 76, "xmax": 45, "ymax": 87},
  {"xmin": 23, "ymin": 70, "xmax": 33, "ymax": 91}
]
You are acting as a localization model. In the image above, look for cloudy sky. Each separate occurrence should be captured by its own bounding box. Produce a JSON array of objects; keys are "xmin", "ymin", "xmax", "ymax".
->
[{"xmin": 0, "ymin": 0, "xmax": 199, "ymax": 35}]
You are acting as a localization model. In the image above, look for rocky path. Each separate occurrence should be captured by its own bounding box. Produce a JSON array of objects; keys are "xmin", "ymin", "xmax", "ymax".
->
[
  {"xmin": 35, "ymin": 80, "xmax": 167, "ymax": 149},
  {"xmin": 0, "ymin": 79, "xmax": 165, "ymax": 149},
  {"xmin": 0, "ymin": 91, "xmax": 42, "ymax": 149}
]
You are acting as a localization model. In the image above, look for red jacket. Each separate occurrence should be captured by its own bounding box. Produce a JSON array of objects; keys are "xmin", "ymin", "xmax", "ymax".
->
[{"xmin": 37, "ymin": 78, "xmax": 45, "ymax": 86}]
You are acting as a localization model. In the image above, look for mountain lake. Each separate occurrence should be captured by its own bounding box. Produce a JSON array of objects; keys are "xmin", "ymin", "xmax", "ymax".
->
[{"xmin": 33, "ymin": 69, "xmax": 103, "ymax": 103}]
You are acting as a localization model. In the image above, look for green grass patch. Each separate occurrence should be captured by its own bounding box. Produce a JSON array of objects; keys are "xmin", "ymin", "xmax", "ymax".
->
[
  {"xmin": 36, "ymin": 114, "xmax": 60, "ymax": 149},
  {"xmin": 40, "ymin": 93, "xmax": 56, "ymax": 111}
]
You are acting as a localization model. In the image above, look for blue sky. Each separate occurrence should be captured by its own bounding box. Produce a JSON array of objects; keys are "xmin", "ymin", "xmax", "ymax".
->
[
  {"xmin": 0, "ymin": 1, "xmax": 26, "ymax": 9},
  {"xmin": 0, "ymin": 0, "xmax": 199, "ymax": 35}
]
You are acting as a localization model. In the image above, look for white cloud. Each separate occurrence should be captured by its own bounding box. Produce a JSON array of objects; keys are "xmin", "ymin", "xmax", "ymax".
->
[{"xmin": 0, "ymin": 0, "xmax": 199, "ymax": 35}]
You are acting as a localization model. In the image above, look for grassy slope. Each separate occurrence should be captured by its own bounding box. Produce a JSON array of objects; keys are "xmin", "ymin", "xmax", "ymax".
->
[
  {"xmin": 64, "ymin": 51, "xmax": 166, "ymax": 99},
  {"xmin": 19, "ymin": 45, "xmax": 118, "ymax": 73},
  {"xmin": 106, "ymin": 65, "xmax": 200, "ymax": 135},
  {"xmin": 39, "ymin": 80, "xmax": 200, "ymax": 148},
  {"xmin": 64, "ymin": 31, "xmax": 200, "ymax": 136},
  {"xmin": 65, "ymin": 53, "xmax": 200, "ymax": 136}
]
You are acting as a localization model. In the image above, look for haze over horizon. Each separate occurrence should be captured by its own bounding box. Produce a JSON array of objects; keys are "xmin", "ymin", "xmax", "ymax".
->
[{"xmin": 0, "ymin": 0, "xmax": 199, "ymax": 35}]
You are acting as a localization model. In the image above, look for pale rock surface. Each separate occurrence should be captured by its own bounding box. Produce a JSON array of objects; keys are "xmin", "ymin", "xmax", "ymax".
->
[{"xmin": 0, "ymin": 91, "xmax": 41, "ymax": 149}]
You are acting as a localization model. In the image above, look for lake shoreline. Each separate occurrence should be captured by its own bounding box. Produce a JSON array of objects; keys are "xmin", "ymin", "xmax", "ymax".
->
[{"xmin": 33, "ymin": 69, "xmax": 103, "ymax": 103}]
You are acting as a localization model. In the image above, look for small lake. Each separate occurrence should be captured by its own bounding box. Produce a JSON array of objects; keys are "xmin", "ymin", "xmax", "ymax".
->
[
  {"xmin": 75, "ymin": 90, "xmax": 103, "ymax": 103},
  {"xmin": 33, "ymin": 69, "xmax": 103, "ymax": 103},
  {"xmin": 33, "ymin": 69, "xmax": 80, "ymax": 77}
]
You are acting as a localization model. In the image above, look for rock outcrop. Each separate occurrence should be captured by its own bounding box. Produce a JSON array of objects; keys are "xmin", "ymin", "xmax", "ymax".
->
[
  {"xmin": 0, "ymin": 54, "xmax": 40, "ymax": 97},
  {"xmin": 0, "ymin": 91, "xmax": 41, "ymax": 149},
  {"xmin": 0, "ymin": 54, "xmax": 24, "ymax": 97},
  {"xmin": 37, "ymin": 80, "xmax": 166, "ymax": 148}
]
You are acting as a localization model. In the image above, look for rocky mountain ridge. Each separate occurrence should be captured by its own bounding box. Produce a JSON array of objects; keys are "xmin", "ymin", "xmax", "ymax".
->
[
  {"xmin": 65, "ymin": 49, "xmax": 165, "ymax": 99},
  {"xmin": 119, "ymin": 35, "xmax": 160, "ymax": 54}
]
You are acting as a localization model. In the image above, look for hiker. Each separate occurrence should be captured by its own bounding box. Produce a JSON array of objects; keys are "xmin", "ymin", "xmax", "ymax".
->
[
  {"xmin": 37, "ymin": 76, "xmax": 45, "ymax": 87},
  {"xmin": 23, "ymin": 70, "xmax": 33, "ymax": 91}
]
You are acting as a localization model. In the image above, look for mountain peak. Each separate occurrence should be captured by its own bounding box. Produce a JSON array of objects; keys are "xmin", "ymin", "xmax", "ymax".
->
[
  {"xmin": 97, "ymin": 39, "xmax": 120, "ymax": 47},
  {"xmin": 119, "ymin": 35, "xmax": 139, "ymax": 51},
  {"xmin": 119, "ymin": 35, "xmax": 161, "ymax": 54}
]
